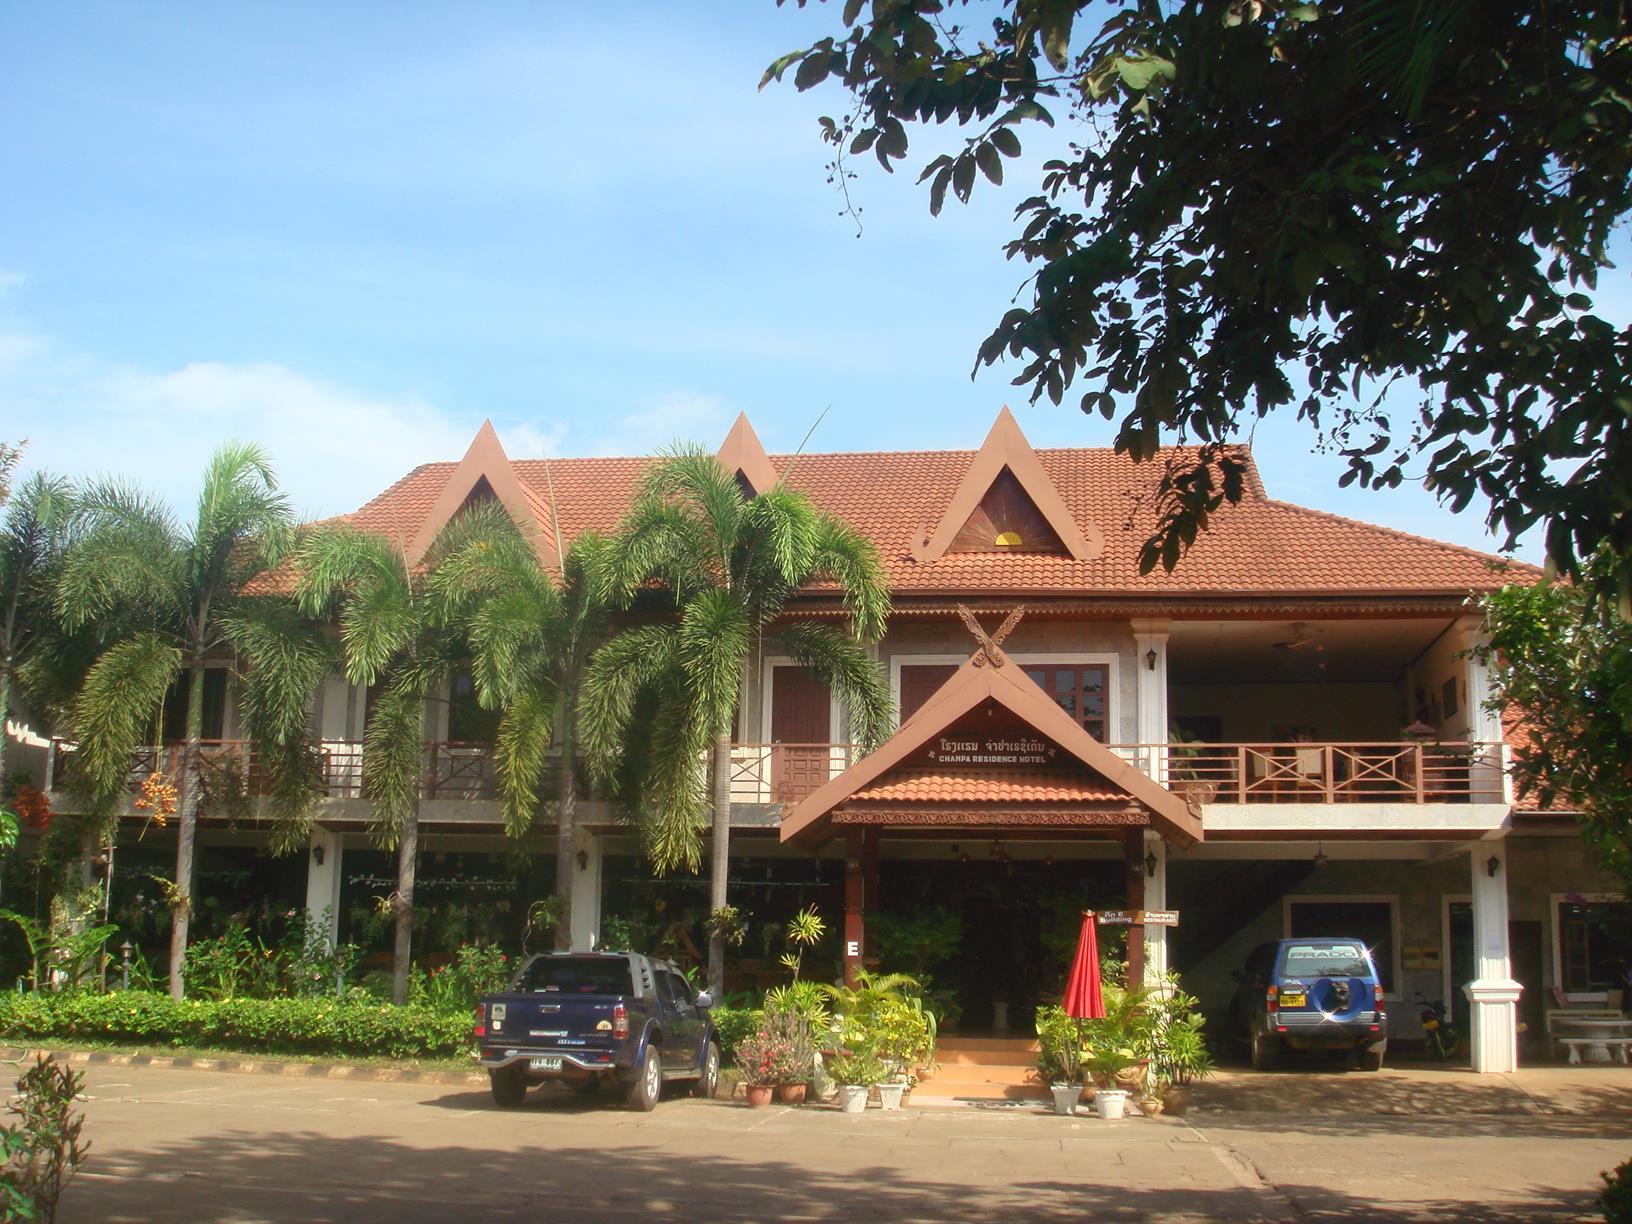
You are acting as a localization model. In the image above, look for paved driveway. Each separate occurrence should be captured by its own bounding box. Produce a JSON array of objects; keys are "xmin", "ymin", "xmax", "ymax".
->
[{"xmin": 61, "ymin": 1063, "xmax": 1632, "ymax": 1222}]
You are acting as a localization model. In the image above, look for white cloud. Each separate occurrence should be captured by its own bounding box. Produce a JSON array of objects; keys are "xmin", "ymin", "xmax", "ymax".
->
[{"xmin": 0, "ymin": 319, "xmax": 742, "ymax": 522}]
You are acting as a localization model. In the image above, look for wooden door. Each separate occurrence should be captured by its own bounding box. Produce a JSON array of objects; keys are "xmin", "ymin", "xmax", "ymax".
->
[
  {"xmin": 771, "ymin": 666, "xmax": 831, "ymax": 802},
  {"xmin": 899, "ymin": 664, "xmax": 957, "ymax": 723}
]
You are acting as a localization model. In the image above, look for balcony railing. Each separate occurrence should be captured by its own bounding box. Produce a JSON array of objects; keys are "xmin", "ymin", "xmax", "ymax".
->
[
  {"xmin": 49, "ymin": 739, "xmax": 505, "ymax": 803},
  {"xmin": 730, "ymin": 743, "xmax": 857, "ymax": 806},
  {"xmin": 1111, "ymin": 740, "xmax": 1507, "ymax": 804},
  {"xmin": 50, "ymin": 737, "xmax": 1507, "ymax": 812}
]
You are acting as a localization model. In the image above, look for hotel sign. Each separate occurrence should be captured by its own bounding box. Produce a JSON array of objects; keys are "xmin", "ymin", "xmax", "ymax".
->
[{"xmin": 925, "ymin": 735, "xmax": 1059, "ymax": 767}]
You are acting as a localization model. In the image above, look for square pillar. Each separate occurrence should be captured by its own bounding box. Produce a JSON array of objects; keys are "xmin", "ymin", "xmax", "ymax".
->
[
  {"xmin": 1143, "ymin": 831, "xmax": 1169, "ymax": 988},
  {"xmin": 569, "ymin": 827, "xmax": 603, "ymax": 952},
  {"xmin": 1464, "ymin": 839, "xmax": 1521, "ymax": 1073},
  {"xmin": 1132, "ymin": 619, "xmax": 1171, "ymax": 782},
  {"xmin": 843, "ymin": 827, "xmax": 866, "ymax": 987},
  {"xmin": 1124, "ymin": 828, "xmax": 1146, "ymax": 989},
  {"xmin": 304, "ymin": 828, "xmax": 343, "ymax": 947}
]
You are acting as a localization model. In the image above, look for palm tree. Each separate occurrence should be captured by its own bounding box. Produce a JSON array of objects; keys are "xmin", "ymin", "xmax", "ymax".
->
[
  {"xmin": 432, "ymin": 513, "xmax": 613, "ymax": 950},
  {"xmin": 56, "ymin": 443, "xmax": 295, "ymax": 999},
  {"xmin": 294, "ymin": 508, "xmax": 497, "ymax": 1004},
  {"xmin": 0, "ymin": 472, "xmax": 74, "ymax": 777},
  {"xmin": 580, "ymin": 446, "xmax": 892, "ymax": 994}
]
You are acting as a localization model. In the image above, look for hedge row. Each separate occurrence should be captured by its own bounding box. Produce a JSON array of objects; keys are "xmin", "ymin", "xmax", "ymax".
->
[{"xmin": 0, "ymin": 991, "xmax": 474, "ymax": 1060}]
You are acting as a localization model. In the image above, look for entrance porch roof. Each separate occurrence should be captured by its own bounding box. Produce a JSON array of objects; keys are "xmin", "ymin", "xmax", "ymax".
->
[{"xmin": 780, "ymin": 644, "xmax": 1204, "ymax": 850}]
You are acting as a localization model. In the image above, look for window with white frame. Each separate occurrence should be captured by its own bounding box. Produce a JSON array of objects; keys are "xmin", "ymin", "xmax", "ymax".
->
[{"xmin": 1556, "ymin": 897, "xmax": 1631, "ymax": 994}]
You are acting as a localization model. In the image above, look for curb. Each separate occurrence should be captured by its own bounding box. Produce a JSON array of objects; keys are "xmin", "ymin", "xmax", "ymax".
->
[{"xmin": 0, "ymin": 1046, "xmax": 488, "ymax": 1087}]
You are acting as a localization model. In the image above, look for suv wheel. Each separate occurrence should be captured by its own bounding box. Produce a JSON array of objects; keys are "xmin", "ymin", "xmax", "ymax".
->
[
  {"xmin": 626, "ymin": 1047, "xmax": 662, "ymax": 1112},
  {"xmin": 1250, "ymin": 1029, "xmax": 1279, "ymax": 1072},
  {"xmin": 693, "ymin": 1041, "xmax": 720, "ymax": 1099},
  {"xmin": 1358, "ymin": 1045, "xmax": 1385, "ymax": 1072},
  {"xmin": 490, "ymin": 1067, "xmax": 527, "ymax": 1108}
]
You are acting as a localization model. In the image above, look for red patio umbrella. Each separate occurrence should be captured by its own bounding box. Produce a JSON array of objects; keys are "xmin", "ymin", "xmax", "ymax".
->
[{"xmin": 1062, "ymin": 911, "xmax": 1106, "ymax": 1020}]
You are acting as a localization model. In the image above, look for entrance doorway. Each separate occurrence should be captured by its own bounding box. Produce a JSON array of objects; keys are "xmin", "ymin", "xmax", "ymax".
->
[
  {"xmin": 874, "ymin": 854, "xmax": 1125, "ymax": 1035},
  {"xmin": 1447, "ymin": 903, "xmax": 1544, "ymax": 1063}
]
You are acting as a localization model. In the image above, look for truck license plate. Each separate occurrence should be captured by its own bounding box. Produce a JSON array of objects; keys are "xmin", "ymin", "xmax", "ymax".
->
[{"xmin": 529, "ymin": 1057, "xmax": 563, "ymax": 1072}]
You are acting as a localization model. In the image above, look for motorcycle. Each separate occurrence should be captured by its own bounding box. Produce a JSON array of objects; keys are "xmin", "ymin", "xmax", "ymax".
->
[{"xmin": 1415, "ymin": 993, "xmax": 1459, "ymax": 1059}]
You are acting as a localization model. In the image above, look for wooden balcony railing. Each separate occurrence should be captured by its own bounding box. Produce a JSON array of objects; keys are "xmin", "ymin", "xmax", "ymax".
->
[
  {"xmin": 729, "ymin": 743, "xmax": 858, "ymax": 806},
  {"xmin": 1110, "ymin": 741, "xmax": 1507, "ymax": 804},
  {"xmin": 50, "ymin": 738, "xmax": 1506, "ymax": 813},
  {"xmin": 49, "ymin": 739, "xmax": 507, "ymax": 803}
]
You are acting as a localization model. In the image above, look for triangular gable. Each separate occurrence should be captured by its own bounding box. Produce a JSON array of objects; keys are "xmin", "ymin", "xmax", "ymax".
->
[
  {"xmin": 781, "ymin": 646, "xmax": 1201, "ymax": 848},
  {"xmin": 716, "ymin": 412, "xmax": 779, "ymax": 497},
  {"xmin": 911, "ymin": 407, "xmax": 1102, "ymax": 562},
  {"xmin": 408, "ymin": 421, "xmax": 560, "ymax": 569}
]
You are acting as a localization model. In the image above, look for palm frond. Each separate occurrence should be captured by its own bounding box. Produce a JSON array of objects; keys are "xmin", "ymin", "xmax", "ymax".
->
[
  {"xmin": 56, "ymin": 479, "xmax": 187, "ymax": 631},
  {"xmin": 676, "ymin": 589, "xmax": 751, "ymax": 741},
  {"xmin": 578, "ymin": 623, "xmax": 680, "ymax": 785},
  {"xmin": 192, "ymin": 441, "xmax": 295, "ymax": 593},
  {"xmin": 630, "ymin": 682, "xmax": 711, "ymax": 871},
  {"xmin": 359, "ymin": 677, "xmax": 427, "ymax": 849},
  {"xmin": 777, "ymin": 622, "xmax": 894, "ymax": 750},
  {"xmin": 68, "ymin": 631, "xmax": 182, "ymax": 801},
  {"xmin": 493, "ymin": 684, "xmax": 558, "ymax": 838},
  {"xmin": 807, "ymin": 513, "xmax": 891, "ymax": 642},
  {"xmin": 739, "ymin": 486, "xmax": 820, "ymax": 589}
]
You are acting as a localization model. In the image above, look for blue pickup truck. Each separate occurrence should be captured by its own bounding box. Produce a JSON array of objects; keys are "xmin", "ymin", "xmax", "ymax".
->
[{"xmin": 476, "ymin": 951, "xmax": 720, "ymax": 1111}]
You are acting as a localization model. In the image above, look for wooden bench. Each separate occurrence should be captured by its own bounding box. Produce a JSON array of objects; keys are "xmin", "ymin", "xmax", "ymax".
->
[{"xmin": 1558, "ymin": 1036, "xmax": 1632, "ymax": 1066}]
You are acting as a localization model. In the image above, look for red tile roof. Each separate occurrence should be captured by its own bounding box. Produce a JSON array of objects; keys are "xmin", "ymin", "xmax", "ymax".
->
[
  {"xmin": 852, "ymin": 769, "xmax": 1127, "ymax": 804},
  {"xmin": 332, "ymin": 442, "xmax": 1531, "ymax": 599},
  {"xmin": 1503, "ymin": 707, "xmax": 1579, "ymax": 814}
]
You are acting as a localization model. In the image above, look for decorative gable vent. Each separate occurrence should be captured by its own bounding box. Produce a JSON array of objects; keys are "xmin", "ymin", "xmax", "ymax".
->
[{"xmin": 912, "ymin": 407, "xmax": 1102, "ymax": 563}]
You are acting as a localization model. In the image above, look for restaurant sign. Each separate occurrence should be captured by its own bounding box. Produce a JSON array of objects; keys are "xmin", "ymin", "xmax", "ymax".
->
[
  {"xmin": 1095, "ymin": 910, "xmax": 1180, "ymax": 927},
  {"xmin": 925, "ymin": 734, "xmax": 1059, "ymax": 767}
]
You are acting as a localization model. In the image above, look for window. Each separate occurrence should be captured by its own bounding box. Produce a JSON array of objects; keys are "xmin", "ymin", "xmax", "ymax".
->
[
  {"xmin": 1023, "ymin": 664, "xmax": 1109, "ymax": 740},
  {"xmin": 1281, "ymin": 941, "xmax": 1371, "ymax": 979},
  {"xmin": 161, "ymin": 668, "xmax": 228, "ymax": 742},
  {"xmin": 657, "ymin": 969, "xmax": 695, "ymax": 1011},
  {"xmin": 1558, "ymin": 899, "xmax": 1631, "ymax": 993},
  {"xmin": 1287, "ymin": 900, "xmax": 1396, "ymax": 993},
  {"xmin": 517, "ymin": 957, "xmax": 633, "ymax": 995}
]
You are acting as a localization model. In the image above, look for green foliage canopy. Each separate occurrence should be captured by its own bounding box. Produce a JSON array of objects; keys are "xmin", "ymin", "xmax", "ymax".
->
[
  {"xmin": 1482, "ymin": 550, "xmax": 1632, "ymax": 887},
  {"xmin": 767, "ymin": 1, "xmax": 1632, "ymax": 588}
]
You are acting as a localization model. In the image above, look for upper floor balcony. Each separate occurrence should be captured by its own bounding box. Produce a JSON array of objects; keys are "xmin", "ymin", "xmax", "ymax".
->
[{"xmin": 47, "ymin": 734, "xmax": 1507, "ymax": 825}]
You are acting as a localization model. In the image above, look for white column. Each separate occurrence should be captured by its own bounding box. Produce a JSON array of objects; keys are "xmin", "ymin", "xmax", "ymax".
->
[
  {"xmin": 304, "ymin": 827, "xmax": 343, "ymax": 947},
  {"xmin": 1143, "ymin": 830, "xmax": 1169, "ymax": 988},
  {"xmin": 1131, "ymin": 619, "xmax": 1171, "ymax": 782},
  {"xmin": 1463, "ymin": 838, "xmax": 1521, "ymax": 1073},
  {"xmin": 1457, "ymin": 617, "xmax": 1509, "ymax": 803},
  {"xmin": 568, "ymin": 826, "xmax": 603, "ymax": 951}
]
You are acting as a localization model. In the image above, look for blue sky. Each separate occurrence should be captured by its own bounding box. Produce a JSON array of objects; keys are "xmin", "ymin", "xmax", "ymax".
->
[{"xmin": 2, "ymin": 2, "xmax": 1614, "ymax": 562}]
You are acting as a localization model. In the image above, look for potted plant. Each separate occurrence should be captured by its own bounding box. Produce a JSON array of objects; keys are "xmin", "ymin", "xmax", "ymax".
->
[
  {"xmin": 1145, "ymin": 975, "xmax": 1215, "ymax": 1117},
  {"xmin": 1035, "ymin": 1005, "xmax": 1084, "ymax": 1116},
  {"xmin": 826, "ymin": 1044, "xmax": 886, "ymax": 1114},
  {"xmin": 735, "ymin": 1013, "xmax": 804, "ymax": 1108},
  {"xmin": 1082, "ymin": 1045, "xmax": 1140, "ymax": 1119}
]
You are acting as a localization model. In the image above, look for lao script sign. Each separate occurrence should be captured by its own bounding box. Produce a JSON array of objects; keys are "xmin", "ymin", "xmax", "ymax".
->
[{"xmin": 926, "ymin": 735, "xmax": 1059, "ymax": 767}]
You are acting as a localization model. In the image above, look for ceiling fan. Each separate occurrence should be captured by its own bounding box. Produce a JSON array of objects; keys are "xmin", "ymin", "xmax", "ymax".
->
[{"xmin": 1272, "ymin": 622, "xmax": 1324, "ymax": 652}]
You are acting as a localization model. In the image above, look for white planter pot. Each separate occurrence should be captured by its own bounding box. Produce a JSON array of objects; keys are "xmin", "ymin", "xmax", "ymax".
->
[
  {"xmin": 1050, "ymin": 1084, "xmax": 1079, "ymax": 1116},
  {"xmin": 836, "ymin": 1084, "xmax": 869, "ymax": 1114},
  {"xmin": 1093, "ymin": 1089, "xmax": 1129, "ymax": 1120},
  {"xmin": 877, "ymin": 1081, "xmax": 906, "ymax": 1111}
]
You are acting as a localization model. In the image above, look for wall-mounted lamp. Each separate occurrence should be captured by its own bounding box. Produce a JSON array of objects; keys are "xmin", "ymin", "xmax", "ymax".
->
[
  {"xmin": 311, "ymin": 844, "xmax": 325, "ymax": 867},
  {"xmin": 576, "ymin": 849, "xmax": 590, "ymax": 872},
  {"xmin": 1145, "ymin": 648, "xmax": 1159, "ymax": 672},
  {"xmin": 1487, "ymin": 855, "xmax": 1501, "ymax": 878},
  {"xmin": 1145, "ymin": 850, "xmax": 1158, "ymax": 877},
  {"xmin": 1313, "ymin": 844, "xmax": 1329, "ymax": 869}
]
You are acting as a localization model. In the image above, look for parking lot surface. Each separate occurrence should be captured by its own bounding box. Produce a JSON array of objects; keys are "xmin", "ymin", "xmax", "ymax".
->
[{"xmin": 62, "ymin": 1062, "xmax": 1632, "ymax": 1221}]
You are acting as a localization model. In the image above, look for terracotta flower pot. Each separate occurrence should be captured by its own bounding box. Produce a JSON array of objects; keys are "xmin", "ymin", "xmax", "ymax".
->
[
  {"xmin": 745, "ymin": 1084, "xmax": 775, "ymax": 1108},
  {"xmin": 777, "ymin": 1082, "xmax": 807, "ymax": 1105},
  {"xmin": 1161, "ymin": 1085, "xmax": 1192, "ymax": 1117}
]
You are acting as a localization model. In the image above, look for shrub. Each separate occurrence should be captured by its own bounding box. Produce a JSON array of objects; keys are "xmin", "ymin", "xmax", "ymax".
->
[
  {"xmin": 411, "ymin": 945, "xmax": 511, "ymax": 1013},
  {"xmin": 710, "ymin": 1005, "xmax": 759, "ymax": 1066},
  {"xmin": 0, "ymin": 991, "xmax": 473, "ymax": 1060},
  {"xmin": 1603, "ymin": 1157, "xmax": 1632, "ymax": 1224},
  {"xmin": 0, "ymin": 1055, "xmax": 88, "ymax": 1223}
]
